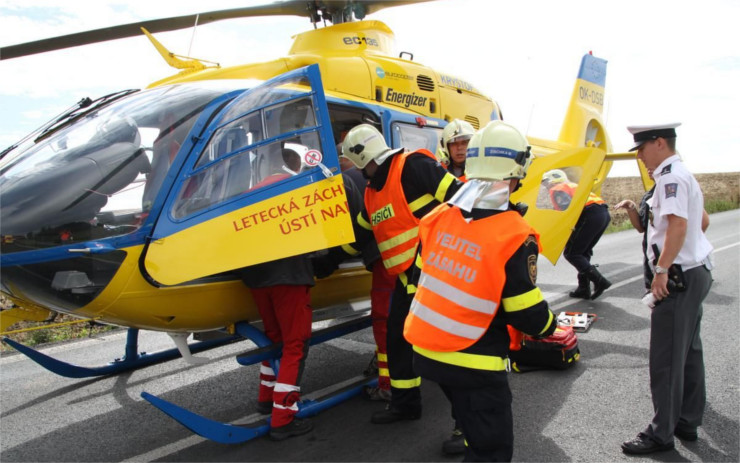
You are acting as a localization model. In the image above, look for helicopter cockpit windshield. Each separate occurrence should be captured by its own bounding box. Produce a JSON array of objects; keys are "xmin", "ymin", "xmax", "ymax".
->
[{"xmin": 0, "ymin": 83, "xmax": 241, "ymax": 254}]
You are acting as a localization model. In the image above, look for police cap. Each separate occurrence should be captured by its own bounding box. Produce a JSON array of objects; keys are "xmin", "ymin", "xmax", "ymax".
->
[{"xmin": 627, "ymin": 122, "xmax": 681, "ymax": 151}]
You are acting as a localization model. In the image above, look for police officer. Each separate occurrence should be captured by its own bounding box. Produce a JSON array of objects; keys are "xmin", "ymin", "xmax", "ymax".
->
[
  {"xmin": 404, "ymin": 121, "xmax": 556, "ymax": 461},
  {"xmin": 621, "ymin": 122, "xmax": 714, "ymax": 455},
  {"xmin": 339, "ymin": 123, "xmax": 463, "ymax": 425},
  {"xmin": 438, "ymin": 119, "xmax": 476, "ymax": 179},
  {"xmin": 541, "ymin": 169, "xmax": 612, "ymax": 299}
]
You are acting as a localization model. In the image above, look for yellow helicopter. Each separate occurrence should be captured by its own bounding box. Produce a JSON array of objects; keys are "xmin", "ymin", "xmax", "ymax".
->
[{"xmin": 0, "ymin": 0, "xmax": 634, "ymax": 443}]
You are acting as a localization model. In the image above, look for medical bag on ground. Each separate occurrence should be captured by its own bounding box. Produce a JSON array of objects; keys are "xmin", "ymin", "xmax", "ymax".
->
[{"xmin": 508, "ymin": 325, "xmax": 580, "ymax": 372}]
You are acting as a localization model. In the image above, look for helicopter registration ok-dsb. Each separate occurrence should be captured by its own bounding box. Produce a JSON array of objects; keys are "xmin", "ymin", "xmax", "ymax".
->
[{"xmin": 0, "ymin": 0, "xmax": 631, "ymax": 444}]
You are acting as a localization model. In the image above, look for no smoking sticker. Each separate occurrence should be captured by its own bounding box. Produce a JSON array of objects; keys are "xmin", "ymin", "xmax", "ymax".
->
[{"xmin": 304, "ymin": 149, "xmax": 322, "ymax": 166}]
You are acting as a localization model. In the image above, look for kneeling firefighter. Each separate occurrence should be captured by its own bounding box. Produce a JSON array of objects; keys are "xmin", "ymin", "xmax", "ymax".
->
[{"xmin": 404, "ymin": 121, "xmax": 557, "ymax": 461}]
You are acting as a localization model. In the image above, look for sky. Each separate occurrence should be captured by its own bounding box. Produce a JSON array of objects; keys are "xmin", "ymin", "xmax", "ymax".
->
[{"xmin": 1, "ymin": 0, "xmax": 739, "ymax": 177}]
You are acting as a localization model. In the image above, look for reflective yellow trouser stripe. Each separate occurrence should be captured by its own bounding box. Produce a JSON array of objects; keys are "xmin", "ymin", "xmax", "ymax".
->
[
  {"xmin": 379, "ymin": 368, "xmax": 390, "ymax": 377},
  {"xmin": 413, "ymin": 345, "xmax": 508, "ymax": 371},
  {"xmin": 398, "ymin": 272, "xmax": 417, "ymax": 294},
  {"xmin": 390, "ymin": 377, "xmax": 422, "ymax": 389},
  {"xmin": 502, "ymin": 287, "xmax": 544, "ymax": 312},
  {"xmin": 377, "ymin": 352, "xmax": 388, "ymax": 362}
]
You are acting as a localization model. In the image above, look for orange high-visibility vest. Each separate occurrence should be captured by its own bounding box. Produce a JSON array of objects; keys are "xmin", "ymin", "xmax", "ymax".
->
[
  {"xmin": 549, "ymin": 182, "xmax": 605, "ymax": 211},
  {"xmin": 404, "ymin": 204, "xmax": 537, "ymax": 352},
  {"xmin": 364, "ymin": 149, "xmax": 437, "ymax": 275}
]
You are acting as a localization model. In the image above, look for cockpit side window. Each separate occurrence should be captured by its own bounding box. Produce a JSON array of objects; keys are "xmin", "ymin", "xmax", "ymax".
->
[
  {"xmin": 171, "ymin": 88, "xmax": 325, "ymax": 219},
  {"xmin": 0, "ymin": 85, "xmax": 226, "ymax": 254}
]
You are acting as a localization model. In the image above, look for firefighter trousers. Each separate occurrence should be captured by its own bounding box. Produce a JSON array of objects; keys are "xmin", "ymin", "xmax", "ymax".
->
[
  {"xmin": 448, "ymin": 383, "xmax": 514, "ymax": 462},
  {"xmin": 563, "ymin": 203, "xmax": 611, "ymax": 272},
  {"xmin": 387, "ymin": 275, "xmax": 422, "ymax": 414}
]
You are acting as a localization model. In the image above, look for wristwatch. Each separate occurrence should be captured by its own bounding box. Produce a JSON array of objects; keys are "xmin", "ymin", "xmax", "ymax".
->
[{"xmin": 655, "ymin": 265, "xmax": 669, "ymax": 274}]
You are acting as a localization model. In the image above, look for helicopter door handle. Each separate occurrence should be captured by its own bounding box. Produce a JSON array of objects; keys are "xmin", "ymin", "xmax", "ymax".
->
[{"xmin": 68, "ymin": 242, "xmax": 115, "ymax": 255}]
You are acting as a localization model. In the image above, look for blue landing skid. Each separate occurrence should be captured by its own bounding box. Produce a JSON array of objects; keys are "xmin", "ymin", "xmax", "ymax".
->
[
  {"xmin": 142, "ymin": 375, "xmax": 378, "ymax": 444},
  {"xmin": 234, "ymin": 315, "xmax": 372, "ymax": 367},
  {"xmin": 1, "ymin": 328, "xmax": 240, "ymax": 378},
  {"xmin": 142, "ymin": 313, "xmax": 375, "ymax": 443}
]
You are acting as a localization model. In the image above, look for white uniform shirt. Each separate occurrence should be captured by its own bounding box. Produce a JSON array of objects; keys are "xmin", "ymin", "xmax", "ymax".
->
[{"xmin": 646, "ymin": 154, "xmax": 713, "ymax": 269}]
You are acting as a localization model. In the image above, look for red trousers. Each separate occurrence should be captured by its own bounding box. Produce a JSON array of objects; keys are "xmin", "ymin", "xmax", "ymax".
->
[
  {"xmin": 371, "ymin": 263, "xmax": 395, "ymax": 390},
  {"xmin": 251, "ymin": 285, "xmax": 312, "ymax": 427}
]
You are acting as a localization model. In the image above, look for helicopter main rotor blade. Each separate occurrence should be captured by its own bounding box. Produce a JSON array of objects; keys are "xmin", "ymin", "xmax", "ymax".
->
[{"xmin": 0, "ymin": 0, "xmax": 431, "ymax": 61}]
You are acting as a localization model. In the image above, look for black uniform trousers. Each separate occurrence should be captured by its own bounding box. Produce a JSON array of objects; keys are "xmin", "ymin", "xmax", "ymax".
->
[
  {"xmin": 446, "ymin": 375, "xmax": 513, "ymax": 462},
  {"xmin": 386, "ymin": 272, "xmax": 421, "ymax": 414},
  {"xmin": 563, "ymin": 203, "xmax": 611, "ymax": 272},
  {"xmin": 644, "ymin": 264, "xmax": 713, "ymax": 445}
]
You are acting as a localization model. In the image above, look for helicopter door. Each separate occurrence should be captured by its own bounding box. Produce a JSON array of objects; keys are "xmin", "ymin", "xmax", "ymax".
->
[
  {"xmin": 144, "ymin": 65, "xmax": 353, "ymax": 286},
  {"xmin": 511, "ymin": 146, "xmax": 606, "ymax": 264}
]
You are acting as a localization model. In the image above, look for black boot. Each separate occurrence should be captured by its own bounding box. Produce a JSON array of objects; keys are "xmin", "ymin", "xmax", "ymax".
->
[
  {"xmin": 569, "ymin": 271, "xmax": 591, "ymax": 299},
  {"xmin": 586, "ymin": 265, "xmax": 611, "ymax": 300}
]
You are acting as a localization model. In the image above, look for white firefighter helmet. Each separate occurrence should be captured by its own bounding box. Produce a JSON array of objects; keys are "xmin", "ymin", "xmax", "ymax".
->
[
  {"xmin": 438, "ymin": 119, "xmax": 475, "ymax": 163},
  {"xmin": 464, "ymin": 121, "xmax": 532, "ymax": 181},
  {"xmin": 542, "ymin": 169, "xmax": 569, "ymax": 185},
  {"xmin": 341, "ymin": 124, "xmax": 400, "ymax": 169}
]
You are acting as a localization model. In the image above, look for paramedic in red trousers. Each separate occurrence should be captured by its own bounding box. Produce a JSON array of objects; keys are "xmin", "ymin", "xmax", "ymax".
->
[
  {"xmin": 621, "ymin": 123, "xmax": 714, "ymax": 455},
  {"xmin": 438, "ymin": 119, "xmax": 476, "ymax": 180},
  {"xmin": 339, "ymin": 123, "xmax": 463, "ymax": 427},
  {"xmin": 404, "ymin": 120, "xmax": 557, "ymax": 462},
  {"xmin": 541, "ymin": 168, "xmax": 612, "ymax": 300},
  {"xmin": 239, "ymin": 147, "xmax": 315, "ymax": 441}
]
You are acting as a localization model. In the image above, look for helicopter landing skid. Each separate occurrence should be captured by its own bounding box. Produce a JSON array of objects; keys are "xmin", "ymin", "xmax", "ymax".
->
[
  {"xmin": 1, "ymin": 327, "xmax": 240, "ymax": 379},
  {"xmin": 143, "ymin": 310, "xmax": 374, "ymax": 443},
  {"xmin": 142, "ymin": 375, "xmax": 378, "ymax": 444}
]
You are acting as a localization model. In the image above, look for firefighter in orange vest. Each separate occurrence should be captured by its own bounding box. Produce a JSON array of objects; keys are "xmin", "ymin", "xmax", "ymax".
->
[
  {"xmin": 438, "ymin": 119, "xmax": 476, "ymax": 180},
  {"xmin": 404, "ymin": 121, "xmax": 557, "ymax": 461},
  {"xmin": 339, "ymin": 123, "xmax": 463, "ymax": 426},
  {"xmin": 435, "ymin": 118, "xmax": 476, "ymax": 455},
  {"xmin": 541, "ymin": 169, "xmax": 612, "ymax": 299}
]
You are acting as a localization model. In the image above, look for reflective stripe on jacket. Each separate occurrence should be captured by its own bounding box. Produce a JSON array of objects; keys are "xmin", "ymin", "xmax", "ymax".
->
[
  {"xmin": 549, "ymin": 182, "xmax": 605, "ymax": 211},
  {"xmin": 404, "ymin": 204, "xmax": 535, "ymax": 353},
  {"xmin": 364, "ymin": 149, "xmax": 438, "ymax": 275}
]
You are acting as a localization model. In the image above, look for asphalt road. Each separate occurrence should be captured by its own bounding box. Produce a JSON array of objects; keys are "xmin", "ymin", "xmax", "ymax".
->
[{"xmin": 1, "ymin": 210, "xmax": 738, "ymax": 462}]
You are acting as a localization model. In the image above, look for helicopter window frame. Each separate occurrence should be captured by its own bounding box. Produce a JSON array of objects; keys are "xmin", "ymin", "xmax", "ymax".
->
[{"xmin": 170, "ymin": 77, "xmax": 332, "ymax": 220}]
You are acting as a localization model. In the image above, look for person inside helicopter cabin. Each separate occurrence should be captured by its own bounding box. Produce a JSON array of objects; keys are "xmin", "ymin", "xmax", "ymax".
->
[
  {"xmin": 437, "ymin": 119, "xmax": 476, "ymax": 180},
  {"xmin": 541, "ymin": 168, "xmax": 612, "ymax": 300}
]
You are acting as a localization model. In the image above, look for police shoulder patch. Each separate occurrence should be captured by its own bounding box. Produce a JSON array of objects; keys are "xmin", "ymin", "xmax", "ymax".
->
[
  {"xmin": 664, "ymin": 182, "xmax": 678, "ymax": 199},
  {"xmin": 527, "ymin": 254, "xmax": 538, "ymax": 285}
]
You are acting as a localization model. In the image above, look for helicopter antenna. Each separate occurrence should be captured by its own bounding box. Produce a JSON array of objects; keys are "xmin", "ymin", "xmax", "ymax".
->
[{"xmin": 188, "ymin": 14, "xmax": 200, "ymax": 56}]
